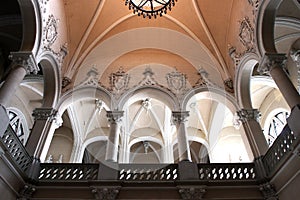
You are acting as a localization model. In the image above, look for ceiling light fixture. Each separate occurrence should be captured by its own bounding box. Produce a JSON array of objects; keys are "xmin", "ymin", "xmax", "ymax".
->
[{"xmin": 125, "ymin": 0, "xmax": 177, "ymax": 19}]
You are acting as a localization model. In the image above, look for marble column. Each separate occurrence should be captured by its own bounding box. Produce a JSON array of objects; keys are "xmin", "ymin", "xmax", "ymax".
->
[
  {"xmin": 0, "ymin": 52, "xmax": 38, "ymax": 136},
  {"xmin": 105, "ymin": 111, "xmax": 123, "ymax": 162},
  {"xmin": 172, "ymin": 111, "xmax": 191, "ymax": 161},
  {"xmin": 237, "ymin": 109, "xmax": 268, "ymax": 157},
  {"xmin": 25, "ymin": 108, "xmax": 62, "ymax": 158},
  {"xmin": 259, "ymin": 53, "xmax": 300, "ymax": 109},
  {"xmin": 260, "ymin": 53, "xmax": 300, "ymax": 136}
]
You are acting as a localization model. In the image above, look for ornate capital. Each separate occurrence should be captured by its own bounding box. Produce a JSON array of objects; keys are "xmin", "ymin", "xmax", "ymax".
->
[
  {"xmin": 259, "ymin": 183, "xmax": 278, "ymax": 200},
  {"xmin": 178, "ymin": 186, "xmax": 206, "ymax": 200},
  {"xmin": 32, "ymin": 108, "xmax": 57, "ymax": 121},
  {"xmin": 258, "ymin": 53, "xmax": 287, "ymax": 75},
  {"xmin": 107, "ymin": 111, "xmax": 124, "ymax": 124},
  {"xmin": 9, "ymin": 51, "xmax": 39, "ymax": 75},
  {"xmin": 91, "ymin": 187, "xmax": 120, "ymax": 200},
  {"xmin": 237, "ymin": 109, "xmax": 261, "ymax": 123},
  {"xmin": 17, "ymin": 184, "xmax": 36, "ymax": 200},
  {"xmin": 172, "ymin": 111, "xmax": 189, "ymax": 124},
  {"xmin": 291, "ymin": 49, "xmax": 300, "ymax": 66}
]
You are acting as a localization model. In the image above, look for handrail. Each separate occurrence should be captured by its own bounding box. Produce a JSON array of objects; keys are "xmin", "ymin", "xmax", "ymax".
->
[
  {"xmin": 119, "ymin": 163, "xmax": 178, "ymax": 181},
  {"xmin": 0, "ymin": 125, "xmax": 33, "ymax": 176},
  {"xmin": 197, "ymin": 163, "xmax": 257, "ymax": 181},
  {"xmin": 38, "ymin": 163, "xmax": 99, "ymax": 181},
  {"xmin": 262, "ymin": 125, "xmax": 299, "ymax": 177}
]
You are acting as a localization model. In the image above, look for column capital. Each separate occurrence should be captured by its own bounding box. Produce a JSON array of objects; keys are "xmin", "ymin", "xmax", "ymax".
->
[
  {"xmin": 237, "ymin": 109, "xmax": 261, "ymax": 123},
  {"xmin": 258, "ymin": 53, "xmax": 287, "ymax": 75},
  {"xmin": 291, "ymin": 49, "xmax": 300, "ymax": 66},
  {"xmin": 172, "ymin": 111, "xmax": 189, "ymax": 124},
  {"xmin": 32, "ymin": 108, "xmax": 57, "ymax": 121},
  {"xmin": 9, "ymin": 51, "xmax": 39, "ymax": 74},
  {"xmin": 106, "ymin": 111, "xmax": 124, "ymax": 124}
]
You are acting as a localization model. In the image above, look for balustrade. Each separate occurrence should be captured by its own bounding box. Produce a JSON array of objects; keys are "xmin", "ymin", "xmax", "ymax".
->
[{"xmin": 0, "ymin": 125, "xmax": 32, "ymax": 174}]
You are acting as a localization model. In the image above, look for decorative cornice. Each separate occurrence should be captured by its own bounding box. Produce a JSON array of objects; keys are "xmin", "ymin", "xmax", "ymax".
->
[
  {"xmin": 259, "ymin": 183, "xmax": 278, "ymax": 200},
  {"xmin": 91, "ymin": 187, "xmax": 121, "ymax": 200},
  {"xmin": 258, "ymin": 53, "xmax": 287, "ymax": 75},
  {"xmin": 9, "ymin": 52, "xmax": 39, "ymax": 74},
  {"xmin": 18, "ymin": 184, "xmax": 36, "ymax": 200},
  {"xmin": 177, "ymin": 186, "xmax": 206, "ymax": 200},
  {"xmin": 107, "ymin": 111, "xmax": 124, "ymax": 124},
  {"xmin": 172, "ymin": 111, "xmax": 189, "ymax": 124},
  {"xmin": 32, "ymin": 108, "xmax": 57, "ymax": 121},
  {"xmin": 237, "ymin": 109, "xmax": 261, "ymax": 123}
]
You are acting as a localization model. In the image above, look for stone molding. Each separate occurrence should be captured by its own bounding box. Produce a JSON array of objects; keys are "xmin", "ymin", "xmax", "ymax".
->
[
  {"xmin": 32, "ymin": 108, "xmax": 57, "ymax": 121},
  {"xmin": 91, "ymin": 187, "xmax": 121, "ymax": 200},
  {"xmin": 9, "ymin": 52, "xmax": 39, "ymax": 75},
  {"xmin": 259, "ymin": 182, "xmax": 278, "ymax": 200},
  {"xmin": 237, "ymin": 108, "xmax": 261, "ymax": 123},
  {"xmin": 259, "ymin": 53, "xmax": 287, "ymax": 75},
  {"xmin": 177, "ymin": 186, "xmax": 206, "ymax": 200},
  {"xmin": 107, "ymin": 111, "xmax": 124, "ymax": 124},
  {"xmin": 172, "ymin": 111, "xmax": 190, "ymax": 124}
]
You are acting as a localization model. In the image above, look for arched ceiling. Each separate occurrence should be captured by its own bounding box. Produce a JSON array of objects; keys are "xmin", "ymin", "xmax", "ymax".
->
[{"xmin": 54, "ymin": 0, "xmax": 257, "ymax": 88}]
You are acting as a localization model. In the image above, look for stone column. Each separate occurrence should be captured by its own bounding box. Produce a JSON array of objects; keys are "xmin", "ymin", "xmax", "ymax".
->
[
  {"xmin": 25, "ymin": 108, "xmax": 62, "ymax": 181},
  {"xmin": 0, "ymin": 52, "xmax": 38, "ymax": 136},
  {"xmin": 259, "ymin": 53, "xmax": 300, "ymax": 109},
  {"xmin": 105, "ymin": 111, "xmax": 123, "ymax": 162},
  {"xmin": 260, "ymin": 53, "xmax": 300, "ymax": 136},
  {"xmin": 237, "ymin": 109, "xmax": 268, "ymax": 157},
  {"xmin": 172, "ymin": 111, "xmax": 191, "ymax": 162},
  {"xmin": 26, "ymin": 108, "xmax": 62, "ymax": 158}
]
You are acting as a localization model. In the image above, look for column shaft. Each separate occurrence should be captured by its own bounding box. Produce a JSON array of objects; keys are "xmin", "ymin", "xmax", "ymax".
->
[
  {"xmin": 172, "ymin": 111, "xmax": 191, "ymax": 162},
  {"xmin": 105, "ymin": 111, "xmax": 123, "ymax": 162},
  {"xmin": 0, "ymin": 66, "xmax": 27, "ymax": 106},
  {"xmin": 237, "ymin": 109, "xmax": 268, "ymax": 157}
]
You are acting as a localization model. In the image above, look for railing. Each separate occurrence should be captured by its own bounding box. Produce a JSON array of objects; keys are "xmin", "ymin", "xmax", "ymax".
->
[
  {"xmin": 263, "ymin": 125, "xmax": 299, "ymax": 177},
  {"xmin": 0, "ymin": 125, "xmax": 33, "ymax": 174},
  {"xmin": 197, "ymin": 163, "xmax": 256, "ymax": 181},
  {"xmin": 38, "ymin": 163, "xmax": 99, "ymax": 181},
  {"xmin": 118, "ymin": 164, "xmax": 178, "ymax": 181}
]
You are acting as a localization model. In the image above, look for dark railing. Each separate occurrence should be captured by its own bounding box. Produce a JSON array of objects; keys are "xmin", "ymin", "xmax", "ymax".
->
[
  {"xmin": 119, "ymin": 164, "xmax": 178, "ymax": 181},
  {"xmin": 38, "ymin": 163, "xmax": 99, "ymax": 181},
  {"xmin": 262, "ymin": 125, "xmax": 299, "ymax": 177},
  {"xmin": 0, "ymin": 125, "xmax": 33, "ymax": 175},
  {"xmin": 197, "ymin": 163, "xmax": 256, "ymax": 181}
]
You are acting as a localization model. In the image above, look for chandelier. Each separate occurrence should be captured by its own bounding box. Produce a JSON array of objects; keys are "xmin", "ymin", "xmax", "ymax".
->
[{"xmin": 125, "ymin": 0, "xmax": 177, "ymax": 19}]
